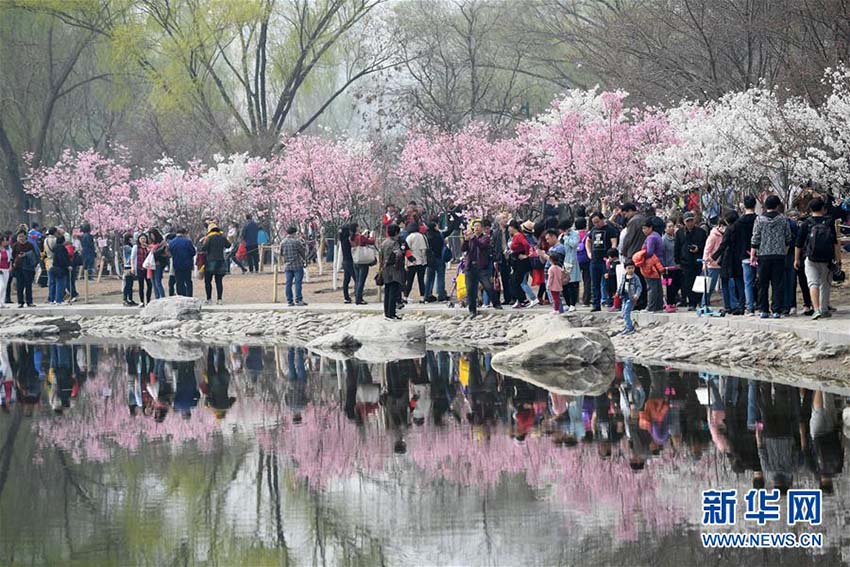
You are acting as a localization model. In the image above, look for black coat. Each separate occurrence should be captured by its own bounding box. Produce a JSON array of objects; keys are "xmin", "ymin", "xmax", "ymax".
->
[
  {"xmin": 712, "ymin": 224, "xmax": 744, "ymax": 279},
  {"xmin": 674, "ymin": 226, "xmax": 707, "ymax": 267}
]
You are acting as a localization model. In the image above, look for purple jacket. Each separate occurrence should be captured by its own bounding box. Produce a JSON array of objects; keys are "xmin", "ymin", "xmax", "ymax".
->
[
  {"xmin": 462, "ymin": 234, "xmax": 492, "ymax": 271},
  {"xmin": 644, "ymin": 231, "xmax": 663, "ymax": 260}
]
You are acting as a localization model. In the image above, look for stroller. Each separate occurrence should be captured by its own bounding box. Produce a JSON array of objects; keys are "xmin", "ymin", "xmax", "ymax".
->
[
  {"xmin": 447, "ymin": 259, "xmax": 468, "ymax": 309},
  {"xmin": 694, "ymin": 260, "xmax": 725, "ymax": 317}
]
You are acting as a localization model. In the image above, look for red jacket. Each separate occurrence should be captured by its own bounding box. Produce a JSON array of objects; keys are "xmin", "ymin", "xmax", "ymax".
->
[{"xmin": 509, "ymin": 232, "xmax": 531, "ymax": 257}]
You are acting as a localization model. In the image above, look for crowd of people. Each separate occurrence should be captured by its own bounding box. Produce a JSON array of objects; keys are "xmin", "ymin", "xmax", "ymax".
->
[{"xmin": 366, "ymin": 193, "xmax": 847, "ymax": 331}]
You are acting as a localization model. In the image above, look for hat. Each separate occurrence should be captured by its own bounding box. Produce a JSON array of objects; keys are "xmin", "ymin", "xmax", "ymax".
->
[
  {"xmin": 683, "ymin": 212, "xmax": 696, "ymax": 221},
  {"xmin": 520, "ymin": 220, "xmax": 535, "ymax": 232}
]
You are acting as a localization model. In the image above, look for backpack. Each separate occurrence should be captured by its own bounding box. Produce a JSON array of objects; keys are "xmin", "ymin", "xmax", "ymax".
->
[
  {"xmin": 805, "ymin": 220, "xmax": 834, "ymax": 262},
  {"xmin": 577, "ymin": 230, "xmax": 589, "ymax": 264}
]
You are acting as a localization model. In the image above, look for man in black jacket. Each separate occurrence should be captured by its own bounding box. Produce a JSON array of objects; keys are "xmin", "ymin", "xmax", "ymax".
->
[
  {"xmin": 674, "ymin": 212, "xmax": 707, "ymax": 309},
  {"xmin": 733, "ymin": 196, "xmax": 758, "ymax": 315}
]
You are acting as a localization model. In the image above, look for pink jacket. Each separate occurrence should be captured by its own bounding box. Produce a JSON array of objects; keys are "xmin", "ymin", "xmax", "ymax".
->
[
  {"xmin": 547, "ymin": 265, "xmax": 565, "ymax": 292},
  {"xmin": 703, "ymin": 227, "xmax": 724, "ymax": 270}
]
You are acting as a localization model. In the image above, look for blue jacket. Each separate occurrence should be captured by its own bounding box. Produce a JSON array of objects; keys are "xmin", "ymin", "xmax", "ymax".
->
[
  {"xmin": 168, "ymin": 235, "xmax": 197, "ymax": 271},
  {"xmin": 241, "ymin": 221, "xmax": 259, "ymax": 246},
  {"xmin": 81, "ymin": 233, "xmax": 96, "ymax": 260}
]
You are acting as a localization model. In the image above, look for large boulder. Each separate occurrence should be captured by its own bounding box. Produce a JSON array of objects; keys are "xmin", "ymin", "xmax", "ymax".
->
[
  {"xmin": 140, "ymin": 296, "xmax": 203, "ymax": 322},
  {"xmin": 306, "ymin": 316, "xmax": 426, "ymax": 362},
  {"xmin": 506, "ymin": 313, "xmax": 573, "ymax": 342},
  {"xmin": 492, "ymin": 327, "xmax": 614, "ymax": 368}
]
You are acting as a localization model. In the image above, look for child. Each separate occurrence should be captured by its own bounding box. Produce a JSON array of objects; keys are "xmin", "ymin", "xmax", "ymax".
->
[
  {"xmin": 604, "ymin": 247, "xmax": 619, "ymax": 311},
  {"xmin": 547, "ymin": 251, "xmax": 566, "ymax": 313},
  {"xmin": 618, "ymin": 259, "xmax": 643, "ymax": 335}
]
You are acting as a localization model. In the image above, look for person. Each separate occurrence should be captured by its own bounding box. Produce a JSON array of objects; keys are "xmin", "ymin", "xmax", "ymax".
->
[
  {"xmin": 424, "ymin": 220, "xmax": 448, "ymax": 302},
  {"xmin": 661, "ymin": 220, "xmax": 680, "ymax": 308},
  {"xmin": 461, "ymin": 220, "xmax": 501, "ymax": 317},
  {"xmin": 48, "ymin": 234, "xmax": 70, "ymax": 305},
  {"xmin": 575, "ymin": 217, "xmax": 591, "ymax": 306},
  {"xmin": 350, "ymin": 224, "xmax": 376, "ymax": 305},
  {"xmin": 404, "ymin": 221, "xmax": 428, "ymax": 302},
  {"xmin": 559, "ymin": 220, "xmax": 581, "ymax": 311},
  {"xmin": 201, "ymin": 224, "xmax": 229, "ymax": 305},
  {"xmin": 379, "ymin": 224, "xmax": 405, "ymax": 320},
  {"xmin": 585, "ymin": 212, "xmax": 618, "ymax": 311},
  {"xmin": 338, "ymin": 223, "xmax": 356, "ymax": 303},
  {"xmin": 795, "ymin": 197, "xmax": 841, "ymax": 320},
  {"xmin": 0, "ymin": 234, "xmax": 10, "ymax": 308},
  {"xmin": 168, "ymin": 227, "xmax": 196, "ymax": 297},
  {"xmin": 674, "ymin": 211, "xmax": 707, "ymax": 310},
  {"xmin": 493, "ymin": 213, "xmax": 513, "ymax": 305},
  {"xmin": 547, "ymin": 251, "xmax": 566, "ymax": 313},
  {"xmin": 241, "ymin": 214, "xmax": 260, "ymax": 272},
  {"xmin": 26, "ymin": 223, "xmax": 42, "ymax": 254},
  {"xmin": 751, "ymin": 194, "xmax": 792, "ymax": 319},
  {"xmin": 604, "ymin": 247, "xmax": 619, "ymax": 309},
  {"xmin": 507, "ymin": 220, "xmax": 537, "ymax": 308},
  {"xmin": 712, "ymin": 211, "xmax": 744, "ymax": 314},
  {"xmin": 702, "ymin": 217, "xmax": 726, "ymax": 307},
  {"xmin": 735, "ymin": 196, "xmax": 759, "ymax": 315},
  {"xmin": 618, "ymin": 259, "xmax": 642, "ymax": 335},
  {"xmin": 80, "ymin": 223, "xmax": 96, "ymax": 279},
  {"xmin": 641, "ymin": 220, "xmax": 664, "ymax": 312},
  {"xmin": 43, "ymin": 227, "xmax": 58, "ymax": 301},
  {"xmin": 121, "ymin": 234, "xmax": 137, "ymax": 306},
  {"xmin": 148, "ymin": 228, "xmax": 169, "ymax": 300},
  {"xmin": 226, "ymin": 223, "xmax": 247, "ymax": 274},
  {"xmin": 11, "ymin": 230, "xmax": 37, "ymax": 307},
  {"xmin": 280, "ymin": 226, "xmax": 308, "ymax": 307},
  {"xmin": 130, "ymin": 233, "xmax": 152, "ymax": 306}
]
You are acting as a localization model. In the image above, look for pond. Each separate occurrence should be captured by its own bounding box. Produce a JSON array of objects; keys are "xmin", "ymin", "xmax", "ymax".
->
[{"xmin": 0, "ymin": 341, "xmax": 847, "ymax": 566}]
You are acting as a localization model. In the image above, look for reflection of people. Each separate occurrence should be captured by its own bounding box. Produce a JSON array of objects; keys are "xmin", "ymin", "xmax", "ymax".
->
[
  {"xmin": 173, "ymin": 360, "xmax": 199, "ymax": 420},
  {"xmin": 125, "ymin": 347, "xmax": 143, "ymax": 416},
  {"xmin": 807, "ymin": 390, "xmax": 844, "ymax": 493},
  {"xmin": 0, "ymin": 344, "xmax": 15, "ymax": 411},
  {"xmin": 11, "ymin": 343, "xmax": 41, "ymax": 416},
  {"xmin": 755, "ymin": 383, "xmax": 801, "ymax": 492},
  {"xmin": 385, "ymin": 359, "xmax": 412, "ymax": 453},
  {"xmin": 48, "ymin": 345, "xmax": 74, "ymax": 413},
  {"xmin": 204, "ymin": 347, "xmax": 235, "ymax": 419},
  {"xmin": 285, "ymin": 347, "xmax": 308, "ymax": 424}
]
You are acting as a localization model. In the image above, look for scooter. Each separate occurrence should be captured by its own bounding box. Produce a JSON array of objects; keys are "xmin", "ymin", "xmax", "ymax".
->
[{"xmin": 695, "ymin": 260, "xmax": 725, "ymax": 317}]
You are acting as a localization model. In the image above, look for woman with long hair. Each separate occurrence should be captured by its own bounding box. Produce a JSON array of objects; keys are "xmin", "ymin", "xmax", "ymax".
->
[{"xmin": 130, "ymin": 233, "xmax": 152, "ymax": 306}]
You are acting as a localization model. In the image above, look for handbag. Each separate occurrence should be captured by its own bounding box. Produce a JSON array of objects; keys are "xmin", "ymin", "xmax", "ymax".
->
[
  {"xmin": 374, "ymin": 271, "xmax": 384, "ymax": 287},
  {"xmin": 692, "ymin": 275, "xmax": 711, "ymax": 294},
  {"xmin": 352, "ymin": 245, "xmax": 378, "ymax": 266},
  {"xmin": 142, "ymin": 250, "xmax": 156, "ymax": 271},
  {"xmin": 235, "ymin": 242, "xmax": 248, "ymax": 262}
]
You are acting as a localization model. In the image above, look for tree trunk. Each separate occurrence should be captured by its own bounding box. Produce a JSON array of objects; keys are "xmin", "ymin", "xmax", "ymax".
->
[{"xmin": 0, "ymin": 119, "xmax": 29, "ymax": 228}]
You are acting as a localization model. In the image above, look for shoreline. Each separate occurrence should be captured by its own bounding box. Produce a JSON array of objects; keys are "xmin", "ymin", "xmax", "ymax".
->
[{"xmin": 1, "ymin": 303, "xmax": 848, "ymax": 388}]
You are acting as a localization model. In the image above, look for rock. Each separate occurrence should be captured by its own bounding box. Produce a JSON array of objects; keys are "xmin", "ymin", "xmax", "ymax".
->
[
  {"xmin": 492, "ymin": 327, "xmax": 614, "ymax": 369},
  {"xmin": 505, "ymin": 313, "xmax": 573, "ymax": 341},
  {"xmin": 29, "ymin": 317, "xmax": 82, "ymax": 333},
  {"xmin": 140, "ymin": 320, "xmax": 183, "ymax": 332},
  {"xmin": 0, "ymin": 323, "xmax": 62, "ymax": 338},
  {"xmin": 142, "ymin": 341, "xmax": 204, "ymax": 361},
  {"xmin": 140, "ymin": 296, "xmax": 203, "ymax": 322},
  {"xmin": 342, "ymin": 316, "xmax": 426, "ymax": 343}
]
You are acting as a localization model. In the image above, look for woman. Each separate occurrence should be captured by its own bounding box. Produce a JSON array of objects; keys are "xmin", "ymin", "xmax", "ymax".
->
[
  {"xmin": 507, "ymin": 220, "xmax": 536, "ymax": 308},
  {"xmin": 49, "ymin": 235, "xmax": 70, "ymax": 305},
  {"xmin": 121, "ymin": 234, "xmax": 137, "ymax": 306},
  {"xmin": 702, "ymin": 217, "xmax": 726, "ymax": 307},
  {"xmin": 379, "ymin": 224, "xmax": 405, "ymax": 320},
  {"xmin": 0, "ymin": 234, "xmax": 12, "ymax": 308},
  {"xmin": 404, "ymin": 221, "xmax": 427, "ymax": 302},
  {"xmin": 148, "ymin": 228, "xmax": 168, "ymax": 299},
  {"xmin": 130, "ymin": 233, "xmax": 152, "ymax": 306},
  {"xmin": 560, "ymin": 221, "xmax": 581, "ymax": 311},
  {"xmin": 338, "ymin": 223, "xmax": 355, "ymax": 303},
  {"xmin": 575, "ymin": 217, "xmax": 591, "ymax": 306},
  {"xmin": 350, "ymin": 224, "xmax": 376, "ymax": 305},
  {"xmin": 201, "ymin": 224, "xmax": 229, "ymax": 304},
  {"xmin": 712, "ymin": 211, "xmax": 744, "ymax": 315},
  {"xmin": 11, "ymin": 230, "xmax": 38, "ymax": 307}
]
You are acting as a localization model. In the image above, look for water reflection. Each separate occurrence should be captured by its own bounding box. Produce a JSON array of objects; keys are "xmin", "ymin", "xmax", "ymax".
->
[{"xmin": 0, "ymin": 341, "xmax": 848, "ymax": 565}]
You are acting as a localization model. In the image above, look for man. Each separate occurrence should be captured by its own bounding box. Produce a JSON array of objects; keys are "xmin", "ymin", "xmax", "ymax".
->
[
  {"xmin": 794, "ymin": 197, "xmax": 841, "ymax": 320},
  {"xmin": 674, "ymin": 212, "xmax": 707, "ymax": 309},
  {"xmin": 734, "ymin": 196, "xmax": 759, "ymax": 315},
  {"xmin": 423, "ymin": 220, "xmax": 447, "ymax": 302},
  {"xmin": 585, "ymin": 212, "xmax": 618, "ymax": 311},
  {"xmin": 619, "ymin": 203, "xmax": 648, "ymax": 309},
  {"xmin": 380, "ymin": 224, "xmax": 405, "ymax": 320},
  {"xmin": 641, "ymin": 221, "xmax": 664, "ymax": 312},
  {"xmin": 168, "ymin": 228, "xmax": 196, "ymax": 297},
  {"xmin": 495, "ymin": 213, "xmax": 513, "ymax": 305},
  {"xmin": 462, "ymin": 220, "xmax": 501, "ymax": 317},
  {"xmin": 280, "ymin": 226, "xmax": 308, "ymax": 306},
  {"xmin": 241, "ymin": 214, "xmax": 260, "ymax": 272},
  {"xmin": 80, "ymin": 223, "xmax": 96, "ymax": 279},
  {"xmin": 751, "ymin": 194, "xmax": 792, "ymax": 318}
]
